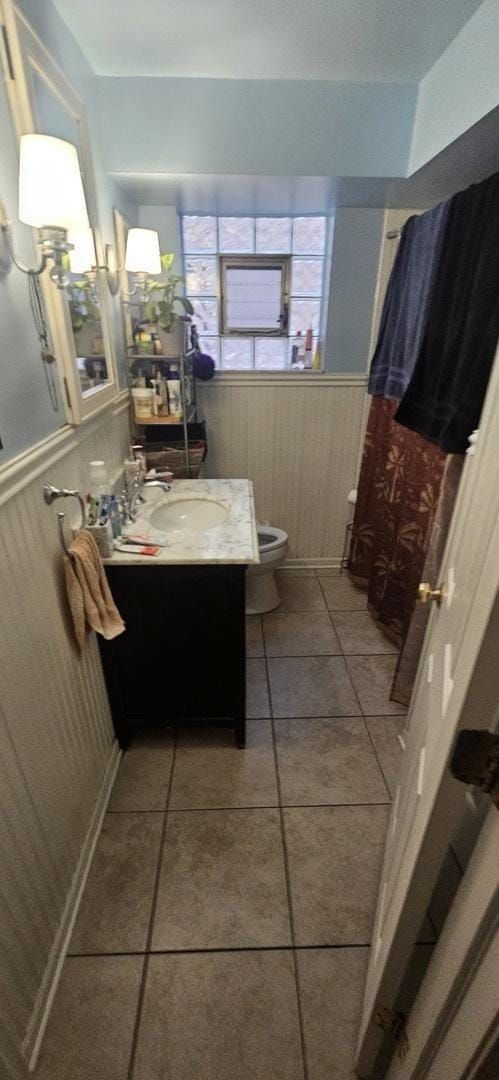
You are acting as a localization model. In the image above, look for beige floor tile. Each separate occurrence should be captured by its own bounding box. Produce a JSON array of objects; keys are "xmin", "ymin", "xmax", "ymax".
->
[
  {"xmin": 108, "ymin": 731, "xmax": 174, "ymax": 812},
  {"xmin": 268, "ymin": 656, "xmax": 361, "ymax": 718},
  {"xmin": 246, "ymin": 615, "xmax": 265, "ymax": 657},
  {"xmin": 297, "ymin": 947, "xmax": 369, "ymax": 1080},
  {"xmin": 318, "ymin": 573, "xmax": 367, "ymax": 610},
  {"xmin": 69, "ymin": 813, "xmax": 162, "ymax": 954},
  {"xmin": 332, "ymin": 611, "xmax": 398, "ymax": 655},
  {"xmin": 263, "ymin": 612, "xmax": 341, "ymax": 657},
  {"xmin": 170, "ymin": 720, "xmax": 278, "ymax": 809},
  {"xmin": 365, "ymin": 715, "xmax": 407, "ymax": 796},
  {"xmin": 276, "ymin": 567, "xmax": 317, "ymax": 577},
  {"xmin": 284, "ymin": 804, "xmax": 389, "ymax": 944},
  {"xmin": 246, "ymin": 658, "xmax": 271, "ymax": 717},
  {"xmin": 275, "ymin": 576, "xmax": 327, "ymax": 612},
  {"xmin": 275, "ymin": 718, "xmax": 389, "ymax": 805},
  {"xmin": 34, "ymin": 955, "xmax": 142, "ymax": 1080},
  {"xmin": 345, "ymin": 655, "xmax": 405, "ymax": 715},
  {"xmin": 133, "ymin": 951, "xmax": 304, "ymax": 1080},
  {"xmin": 152, "ymin": 809, "xmax": 291, "ymax": 949}
]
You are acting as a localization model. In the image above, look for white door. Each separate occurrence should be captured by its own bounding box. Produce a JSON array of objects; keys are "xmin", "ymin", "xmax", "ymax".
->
[
  {"xmin": 386, "ymin": 805, "xmax": 499, "ymax": 1079},
  {"xmin": 356, "ymin": 341, "xmax": 499, "ymax": 1078}
]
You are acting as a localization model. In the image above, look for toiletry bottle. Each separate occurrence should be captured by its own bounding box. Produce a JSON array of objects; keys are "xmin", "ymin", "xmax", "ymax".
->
[
  {"xmin": 304, "ymin": 327, "xmax": 313, "ymax": 368},
  {"xmin": 296, "ymin": 330, "xmax": 305, "ymax": 368},
  {"xmin": 89, "ymin": 459, "xmax": 110, "ymax": 498},
  {"xmin": 150, "ymin": 378, "xmax": 161, "ymax": 416},
  {"xmin": 167, "ymin": 364, "xmax": 183, "ymax": 420}
]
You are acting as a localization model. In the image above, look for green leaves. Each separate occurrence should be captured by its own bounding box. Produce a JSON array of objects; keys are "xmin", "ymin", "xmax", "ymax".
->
[{"xmin": 140, "ymin": 252, "xmax": 191, "ymax": 330}]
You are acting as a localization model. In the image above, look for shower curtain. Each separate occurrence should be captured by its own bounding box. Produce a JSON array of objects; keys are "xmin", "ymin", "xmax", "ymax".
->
[
  {"xmin": 348, "ymin": 395, "xmax": 445, "ymax": 646},
  {"xmin": 348, "ymin": 170, "xmax": 498, "ymax": 701}
]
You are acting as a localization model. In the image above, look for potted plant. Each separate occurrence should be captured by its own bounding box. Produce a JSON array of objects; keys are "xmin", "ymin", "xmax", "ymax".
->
[
  {"xmin": 142, "ymin": 253, "xmax": 194, "ymax": 357},
  {"xmin": 67, "ymin": 277, "xmax": 101, "ymax": 334}
]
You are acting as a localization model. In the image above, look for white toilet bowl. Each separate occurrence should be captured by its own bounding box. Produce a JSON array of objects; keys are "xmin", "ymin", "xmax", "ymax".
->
[{"xmin": 246, "ymin": 525, "xmax": 288, "ymax": 614}]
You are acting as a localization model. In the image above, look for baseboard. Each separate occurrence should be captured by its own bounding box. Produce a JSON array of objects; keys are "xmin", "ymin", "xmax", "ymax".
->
[
  {"xmin": 24, "ymin": 740, "xmax": 121, "ymax": 1071},
  {"xmin": 284, "ymin": 557, "xmax": 342, "ymax": 569}
]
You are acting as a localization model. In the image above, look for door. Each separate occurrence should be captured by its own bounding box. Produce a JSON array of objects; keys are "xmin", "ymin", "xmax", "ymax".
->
[
  {"xmin": 386, "ymin": 805, "xmax": 499, "ymax": 1079},
  {"xmin": 356, "ymin": 340, "xmax": 499, "ymax": 1078}
]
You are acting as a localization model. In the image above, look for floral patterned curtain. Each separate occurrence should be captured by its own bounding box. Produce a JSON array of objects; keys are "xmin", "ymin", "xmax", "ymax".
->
[{"xmin": 348, "ymin": 396, "xmax": 446, "ymax": 647}]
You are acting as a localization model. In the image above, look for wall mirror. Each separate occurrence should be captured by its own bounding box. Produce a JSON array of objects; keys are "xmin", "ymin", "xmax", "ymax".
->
[{"xmin": 3, "ymin": 4, "xmax": 118, "ymax": 422}]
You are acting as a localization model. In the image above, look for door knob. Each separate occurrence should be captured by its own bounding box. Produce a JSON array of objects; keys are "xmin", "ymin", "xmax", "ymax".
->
[{"xmin": 418, "ymin": 581, "xmax": 444, "ymax": 605}]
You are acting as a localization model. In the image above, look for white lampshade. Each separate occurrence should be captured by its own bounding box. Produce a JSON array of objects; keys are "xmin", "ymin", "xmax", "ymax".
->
[
  {"xmin": 125, "ymin": 228, "xmax": 161, "ymax": 274},
  {"xmin": 68, "ymin": 227, "xmax": 96, "ymax": 273},
  {"xmin": 18, "ymin": 133, "xmax": 89, "ymax": 231}
]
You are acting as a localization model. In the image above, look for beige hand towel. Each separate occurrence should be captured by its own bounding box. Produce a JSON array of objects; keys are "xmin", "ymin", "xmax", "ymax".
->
[{"xmin": 64, "ymin": 529, "xmax": 125, "ymax": 650}]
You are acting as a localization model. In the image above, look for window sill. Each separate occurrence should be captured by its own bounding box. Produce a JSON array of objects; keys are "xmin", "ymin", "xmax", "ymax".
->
[{"xmin": 200, "ymin": 371, "xmax": 368, "ymax": 387}]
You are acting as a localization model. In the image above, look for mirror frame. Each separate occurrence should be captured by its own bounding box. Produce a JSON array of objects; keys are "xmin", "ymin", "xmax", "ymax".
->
[{"xmin": 1, "ymin": 2, "xmax": 119, "ymax": 423}]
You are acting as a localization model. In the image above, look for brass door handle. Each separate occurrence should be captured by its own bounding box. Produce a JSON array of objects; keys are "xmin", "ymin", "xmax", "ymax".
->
[{"xmin": 418, "ymin": 581, "xmax": 445, "ymax": 606}]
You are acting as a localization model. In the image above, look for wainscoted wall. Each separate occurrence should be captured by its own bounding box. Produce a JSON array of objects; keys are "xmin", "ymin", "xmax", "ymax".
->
[
  {"xmin": 198, "ymin": 373, "xmax": 368, "ymax": 563},
  {"xmin": 0, "ymin": 397, "xmax": 130, "ymax": 1071}
]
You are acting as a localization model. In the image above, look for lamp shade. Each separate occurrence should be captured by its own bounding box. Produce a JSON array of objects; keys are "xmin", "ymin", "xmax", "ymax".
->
[
  {"xmin": 68, "ymin": 227, "xmax": 97, "ymax": 273},
  {"xmin": 125, "ymin": 228, "xmax": 161, "ymax": 274},
  {"xmin": 19, "ymin": 133, "xmax": 89, "ymax": 231}
]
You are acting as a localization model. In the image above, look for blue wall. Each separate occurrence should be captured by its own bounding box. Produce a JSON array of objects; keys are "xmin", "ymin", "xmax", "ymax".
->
[
  {"xmin": 324, "ymin": 208, "xmax": 385, "ymax": 373},
  {"xmin": 96, "ymin": 77, "xmax": 416, "ymax": 178},
  {"xmin": 410, "ymin": 0, "xmax": 499, "ymax": 173}
]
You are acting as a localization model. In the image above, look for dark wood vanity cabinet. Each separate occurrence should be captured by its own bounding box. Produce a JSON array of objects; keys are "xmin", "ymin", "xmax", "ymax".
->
[{"xmin": 98, "ymin": 563, "xmax": 247, "ymax": 748}]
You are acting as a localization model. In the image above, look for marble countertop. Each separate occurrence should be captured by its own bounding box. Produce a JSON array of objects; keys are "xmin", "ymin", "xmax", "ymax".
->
[{"xmin": 104, "ymin": 478, "xmax": 259, "ymax": 566}]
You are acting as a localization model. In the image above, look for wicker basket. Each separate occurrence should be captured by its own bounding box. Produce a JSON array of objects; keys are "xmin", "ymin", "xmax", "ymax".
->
[{"xmin": 145, "ymin": 441, "xmax": 206, "ymax": 479}]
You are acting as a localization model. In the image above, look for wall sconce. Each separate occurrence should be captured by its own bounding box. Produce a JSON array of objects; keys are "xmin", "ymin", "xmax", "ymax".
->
[
  {"xmin": 0, "ymin": 133, "xmax": 90, "ymax": 289},
  {"xmin": 124, "ymin": 227, "xmax": 161, "ymax": 300},
  {"xmin": 68, "ymin": 227, "xmax": 119, "ymax": 295}
]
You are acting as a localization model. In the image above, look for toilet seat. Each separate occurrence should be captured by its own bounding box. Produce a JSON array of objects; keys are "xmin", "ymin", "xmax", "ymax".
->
[{"xmin": 257, "ymin": 526, "xmax": 288, "ymax": 552}]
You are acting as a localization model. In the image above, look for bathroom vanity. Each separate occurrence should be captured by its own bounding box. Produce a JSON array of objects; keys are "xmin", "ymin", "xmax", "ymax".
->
[{"xmin": 98, "ymin": 480, "xmax": 259, "ymax": 749}]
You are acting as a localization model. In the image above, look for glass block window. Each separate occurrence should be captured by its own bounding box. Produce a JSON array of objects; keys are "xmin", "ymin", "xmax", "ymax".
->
[
  {"xmin": 182, "ymin": 215, "xmax": 328, "ymax": 370},
  {"xmin": 185, "ymin": 256, "xmax": 217, "ymax": 295},
  {"xmin": 219, "ymin": 217, "xmax": 254, "ymax": 253}
]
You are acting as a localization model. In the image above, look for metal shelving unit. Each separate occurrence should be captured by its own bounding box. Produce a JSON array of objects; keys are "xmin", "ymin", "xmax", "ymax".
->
[{"xmin": 127, "ymin": 319, "xmax": 204, "ymax": 478}]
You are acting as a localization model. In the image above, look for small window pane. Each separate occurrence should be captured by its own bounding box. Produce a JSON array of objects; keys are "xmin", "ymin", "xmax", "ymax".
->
[
  {"xmin": 182, "ymin": 216, "xmax": 217, "ymax": 253},
  {"xmin": 189, "ymin": 297, "xmax": 219, "ymax": 335},
  {"xmin": 255, "ymin": 338, "xmax": 287, "ymax": 370},
  {"xmin": 292, "ymin": 216, "xmax": 326, "ymax": 254},
  {"xmin": 221, "ymin": 338, "xmax": 253, "ymax": 370},
  {"xmin": 224, "ymin": 265, "xmax": 283, "ymax": 331},
  {"xmin": 219, "ymin": 217, "xmax": 254, "ymax": 253},
  {"xmin": 290, "ymin": 299, "xmax": 321, "ymax": 335},
  {"xmin": 255, "ymin": 217, "xmax": 291, "ymax": 253},
  {"xmin": 199, "ymin": 336, "xmax": 220, "ymax": 367},
  {"xmin": 291, "ymin": 258, "xmax": 323, "ymax": 296},
  {"xmin": 185, "ymin": 256, "xmax": 217, "ymax": 295}
]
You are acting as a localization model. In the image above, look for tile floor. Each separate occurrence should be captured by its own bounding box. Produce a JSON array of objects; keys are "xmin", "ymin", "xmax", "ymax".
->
[{"xmin": 35, "ymin": 569, "xmax": 412, "ymax": 1080}]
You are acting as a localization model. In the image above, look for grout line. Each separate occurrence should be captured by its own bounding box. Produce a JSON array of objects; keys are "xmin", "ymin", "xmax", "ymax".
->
[
  {"xmin": 265, "ymin": 653, "xmax": 309, "ymax": 1080},
  {"xmin": 361, "ymin": 716, "xmax": 392, "ymax": 804},
  {"xmin": 107, "ymin": 800, "xmax": 391, "ymax": 815},
  {"xmin": 67, "ymin": 942, "xmax": 372, "ymax": 959},
  {"xmin": 126, "ymin": 730, "xmax": 178, "ymax": 1080}
]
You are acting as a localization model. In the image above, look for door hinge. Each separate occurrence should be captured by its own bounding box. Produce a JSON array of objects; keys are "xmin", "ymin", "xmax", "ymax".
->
[
  {"xmin": 450, "ymin": 730, "xmax": 499, "ymax": 809},
  {"xmin": 375, "ymin": 1007, "xmax": 409, "ymax": 1058},
  {"xmin": 1, "ymin": 24, "xmax": 15, "ymax": 80}
]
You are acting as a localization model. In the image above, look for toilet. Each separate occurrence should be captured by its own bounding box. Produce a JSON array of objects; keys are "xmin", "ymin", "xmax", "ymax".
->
[{"xmin": 246, "ymin": 525, "xmax": 289, "ymax": 614}]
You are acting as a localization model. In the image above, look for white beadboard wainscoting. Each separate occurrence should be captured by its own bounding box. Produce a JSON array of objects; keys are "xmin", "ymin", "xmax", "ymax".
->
[
  {"xmin": 0, "ymin": 394, "xmax": 131, "ymax": 1072},
  {"xmin": 198, "ymin": 373, "xmax": 368, "ymax": 564}
]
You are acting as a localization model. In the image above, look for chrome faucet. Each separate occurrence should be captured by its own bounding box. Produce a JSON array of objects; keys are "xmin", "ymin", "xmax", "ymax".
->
[{"xmin": 122, "ymin": 474, "xmax": 172, "ymax": 523}]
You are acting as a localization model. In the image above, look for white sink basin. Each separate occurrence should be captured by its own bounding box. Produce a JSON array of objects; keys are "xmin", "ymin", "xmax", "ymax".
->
[{"xmin": 150, "ymin": 498, "xmax": 229, "ymax": 535}]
